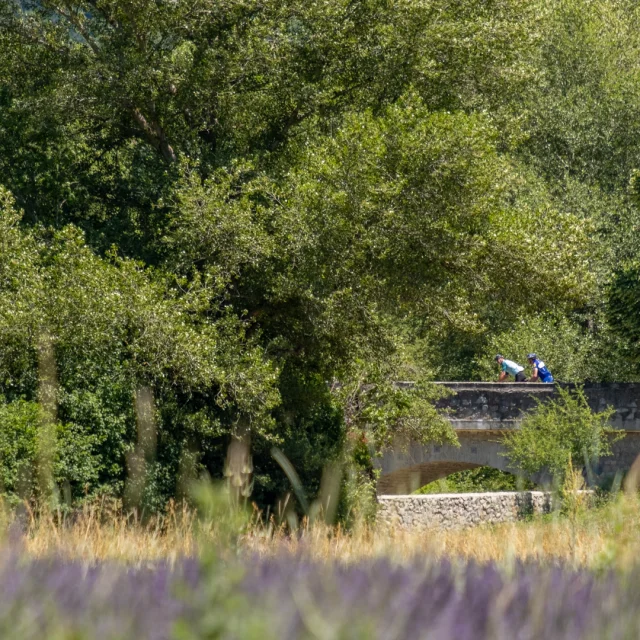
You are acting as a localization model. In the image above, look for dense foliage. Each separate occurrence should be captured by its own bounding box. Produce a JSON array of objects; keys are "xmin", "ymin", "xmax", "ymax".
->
[
  {"xmin": 416, "ymin": 466, "xmax": 535, "ymax": 494},
  {"xmin": 0, "ymin": 0, "xmax": 639, "ymax": 508}
]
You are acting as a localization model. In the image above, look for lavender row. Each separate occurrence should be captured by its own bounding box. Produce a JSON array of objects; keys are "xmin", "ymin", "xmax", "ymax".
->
[{"xmin": 0, "ymin": 551, "xmax": 639, "ymax": 639}]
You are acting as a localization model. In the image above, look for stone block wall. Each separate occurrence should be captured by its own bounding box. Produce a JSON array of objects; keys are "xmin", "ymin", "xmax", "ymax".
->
[
  {"xmin": 429, "ymin": 382, "xmax": 640, "ymax": 431},
  {"xmin": 601, "ymin": 432, "xmax": 640, "ymax": 476},
  {"xmin": 377, "ymin": 492, "xmax": 557, "ymax": 530},
  {"xmin": 432, "ymin": 382, "xmax": 554, "ymax": 428}
]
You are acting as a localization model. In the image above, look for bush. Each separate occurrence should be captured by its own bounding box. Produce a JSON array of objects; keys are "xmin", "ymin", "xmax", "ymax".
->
[
  {"xmin": 415, "ymin": 466, "xmax": 534, "ymax": 494},
  {"xmin": 0, "ymin": 398, "xmax": 114, "ymax": 504},
  {"xmin": 503, "ymin": 386, "xmax": 623, "ymax": 484}
]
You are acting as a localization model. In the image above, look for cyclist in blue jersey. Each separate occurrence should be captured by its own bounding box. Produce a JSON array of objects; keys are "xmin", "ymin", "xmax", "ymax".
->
[
  {"xmin": 495, "ymin": 355, "xmax": 527, "ymax": 382},
  {"xmin": 527, "ymin": 353, "xmax": 554, "ymax": 383}
]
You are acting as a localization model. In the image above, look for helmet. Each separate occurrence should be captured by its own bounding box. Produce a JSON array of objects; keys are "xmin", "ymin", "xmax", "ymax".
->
[
  {"xmin": 494, "ymin": 354, "xmax": 504, "ymax": 361},
  {"xmin": 527, "ymin": 353, "xmax": 537, "ymax": 360}
]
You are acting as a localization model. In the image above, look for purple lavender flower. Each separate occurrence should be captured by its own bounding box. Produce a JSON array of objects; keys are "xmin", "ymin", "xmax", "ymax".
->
[{"xmin": 0, "ymin": 551, "xmax": 637, "ymax": 638}]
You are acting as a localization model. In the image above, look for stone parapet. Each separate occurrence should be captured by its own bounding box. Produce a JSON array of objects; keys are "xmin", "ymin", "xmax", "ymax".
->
[
  {"xmin": 426, "ymin": 382, "xmax": 640, "ymax": 431},
  {"xmin": 377, "ymin": 491, "xmax": 562, "ymax": 529}
]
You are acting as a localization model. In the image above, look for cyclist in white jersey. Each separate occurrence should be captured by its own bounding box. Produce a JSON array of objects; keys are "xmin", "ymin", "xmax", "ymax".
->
[{"xmin": 494, "ymin": 355, "xmax": 527, "ymax": 382}]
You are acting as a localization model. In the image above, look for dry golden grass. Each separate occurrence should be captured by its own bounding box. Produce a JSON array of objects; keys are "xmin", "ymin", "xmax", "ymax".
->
[
  {"xmin": 15, "ymin": 499, "xmax": 198, "ymax": 564},
  {"xmin": 242, "ymin": 516, "xmax": 609, "ymax": 566},
  {"xmin": 5, "ymin": 492, "xmax": 640, "ymax": 570}
]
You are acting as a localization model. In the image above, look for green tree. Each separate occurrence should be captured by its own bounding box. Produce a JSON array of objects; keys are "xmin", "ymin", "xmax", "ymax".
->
[
  {"xmin": 0, "ymin": 187, "xmax": 282, "ymax": 504},
  {"xmin": 608, "ymin": 265, "xmax": 640, "ymax": 368},
  {"xmin": 1, "ymin": 0, "xmax": 635, "ymax": 512},
  {"xmin": 503, "ymin": 386, "xmax": 622, "ymax": 483}
]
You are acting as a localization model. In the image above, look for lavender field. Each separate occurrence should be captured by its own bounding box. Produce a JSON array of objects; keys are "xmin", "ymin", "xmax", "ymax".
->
[{"xmin": 0, "ymin": 549, "xmax": 639, "ymax": 640}]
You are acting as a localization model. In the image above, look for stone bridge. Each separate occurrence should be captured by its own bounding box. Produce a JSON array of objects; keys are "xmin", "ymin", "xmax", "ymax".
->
[{"xmin": 376, "ymin": 382, "xmax": 640, "ymax": 494}]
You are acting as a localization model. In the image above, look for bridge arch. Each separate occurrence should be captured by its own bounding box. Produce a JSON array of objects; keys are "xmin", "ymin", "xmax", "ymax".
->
[
  {"xmin": 376, "ymin": 432, "xmax": 516, "ymax": 494},
  {"xmin": 377, "ymin": 462, "xmax": 482, "ymax": 495}
]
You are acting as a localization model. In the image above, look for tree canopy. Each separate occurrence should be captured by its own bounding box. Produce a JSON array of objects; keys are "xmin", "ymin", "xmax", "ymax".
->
[{"xmin": 0, "ymin": 0, "xmax": 639, "ymax": 509}]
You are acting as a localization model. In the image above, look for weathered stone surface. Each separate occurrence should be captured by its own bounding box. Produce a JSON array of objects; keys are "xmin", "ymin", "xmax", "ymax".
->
[
  {"xmin": 377, "ymin": 383, "xmax": 640, "ymax": 494},
  {"xmin": 429, "ymin": 382, "xmax": 640, "ymax": 431},
  {"xmin": 376, "ymin": 491, "xmax": 569, "ymax": 530}
]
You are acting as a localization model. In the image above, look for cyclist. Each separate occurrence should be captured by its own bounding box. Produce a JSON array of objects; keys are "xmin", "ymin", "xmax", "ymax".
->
[
  {"xmin": 495, "ymin": 354, "xmax": 527, "ymax": 382},
  {"xmin": 527, "ymin": 353, "xmax": 554, "ymax": 383}
]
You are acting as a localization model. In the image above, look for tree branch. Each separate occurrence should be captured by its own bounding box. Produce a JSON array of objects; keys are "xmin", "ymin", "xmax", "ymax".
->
[{"xmin": 130, "ymin": 108, "xmax": 177, "ymax": 163}]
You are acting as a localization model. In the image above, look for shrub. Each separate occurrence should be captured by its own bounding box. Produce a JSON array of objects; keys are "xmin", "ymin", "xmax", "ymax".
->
[
  {"xmin": 502, "ymin": 385, "xmax": 623, "ymax": 484},
  {"xmin": 415, "ymin": 466, "xmax": 534, "ymax": 494}
]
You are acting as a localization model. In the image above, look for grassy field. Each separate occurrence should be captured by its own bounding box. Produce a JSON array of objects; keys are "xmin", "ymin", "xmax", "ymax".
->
[{"xmin": 6, "ymin": 490, "xmax": 640, "ymax": 571}]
